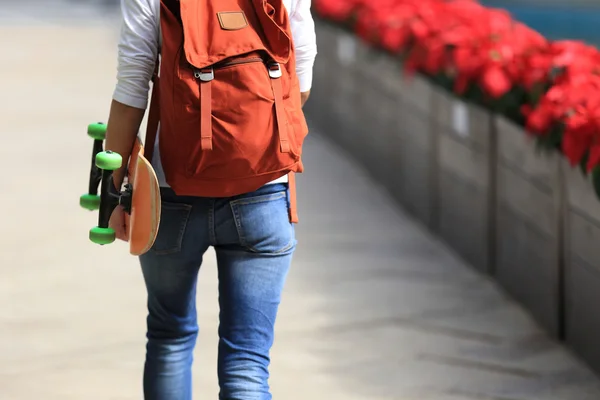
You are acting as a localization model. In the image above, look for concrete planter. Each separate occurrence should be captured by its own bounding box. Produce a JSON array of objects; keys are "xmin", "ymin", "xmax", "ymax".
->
[
  {"xmin": 494, "ymin": 116, "xmax": 563, "ymax": 336},
  {"xmin": 434, "ymin": 90, "xmax": 495, "ymax": 273},
  {"xmin": 347, "ymin": 41, "xmax": 407, "ymax": 181},
  {"xmin": 307, "ymin": 18, "xmax": 600, "ymax": 376},
  {"xmin": 563, "ymin": 161, "xmax": 600, "ymax": 372},
  {"xmin": 306, "ymin": 21, "xmax": 347, "ymax": 144},
  {"xmin": 307, "ymin": 21, "xmax": 402, "ymax": 179},
  {"xmin": 308, "ymin": 19, "xmax": 437, "ymax": 228},
  {"xmin": 387, "ymin": 74, "xmax": 437, "ymax": 229}
]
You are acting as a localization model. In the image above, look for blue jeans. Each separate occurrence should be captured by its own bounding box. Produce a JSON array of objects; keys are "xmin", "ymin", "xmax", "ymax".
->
[{"xmin": 138, "ymin": 183, "xmax": 296, "ymax": 400}]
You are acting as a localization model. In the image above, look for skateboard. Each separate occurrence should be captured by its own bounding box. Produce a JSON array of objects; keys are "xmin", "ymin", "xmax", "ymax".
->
[{"xmin": 79, "ymin": 122, "xmax": 161, "ymax": 256}]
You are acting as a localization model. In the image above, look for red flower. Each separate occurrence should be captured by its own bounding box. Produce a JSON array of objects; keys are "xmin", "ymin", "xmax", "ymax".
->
[
  {"xmin": 480, "ymin": 65, "xmax": 512, "ymax": 98},
  {"xmin": 315, "ymin": 0, "xmax": 600, "ymax": 172},
  {"xmin": 523, "ymin": 106, "xmax": 552, "ymax": 135}
]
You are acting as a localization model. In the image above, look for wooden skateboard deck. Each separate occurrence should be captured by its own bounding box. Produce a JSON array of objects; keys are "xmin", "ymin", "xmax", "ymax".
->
[{"xmin": 124, "ymin": 138, "xmax": 161, "ymax": 256}]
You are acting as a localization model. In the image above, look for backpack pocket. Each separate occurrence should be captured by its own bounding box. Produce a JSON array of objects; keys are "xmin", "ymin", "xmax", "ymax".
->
[{"xmin": 176, "ymin": 57, "xmax": 300, "ymax": 180}]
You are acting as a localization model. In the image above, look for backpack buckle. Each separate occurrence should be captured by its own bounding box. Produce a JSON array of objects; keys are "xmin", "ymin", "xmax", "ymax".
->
[
  {"xmin": 194, "ymin": 68, "xmax": 214, "ymax": 82},
  {"xmin": 268, "ymin": 63, "xmax": 282, "ymax": 79}
]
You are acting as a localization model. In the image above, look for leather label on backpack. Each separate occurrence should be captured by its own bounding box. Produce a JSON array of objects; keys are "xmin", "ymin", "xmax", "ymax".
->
[{"xmin": 217, "ymin": 12, "xmax": 248, "ymax": 31}]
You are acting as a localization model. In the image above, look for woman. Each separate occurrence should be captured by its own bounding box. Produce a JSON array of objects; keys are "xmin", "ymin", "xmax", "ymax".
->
[{"xmin": 103, "ymin": 0, "xmax": 317, "ymax": 398}]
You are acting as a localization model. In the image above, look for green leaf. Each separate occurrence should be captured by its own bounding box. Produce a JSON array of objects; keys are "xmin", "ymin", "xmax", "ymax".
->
[
  {"xmin": 580, "ymin": 153, "xmax": 590, "ymax": 176},
  {"xmin": 534, "ymin": 124, "xmax": 563, "ymax": 155},
  {"xmin": 591, "ymin": 165, "xmax": 600, "ymax": 200},
  {"xmin": 527, "ymin": 82, "xmax": 549, "ymax": 107}
]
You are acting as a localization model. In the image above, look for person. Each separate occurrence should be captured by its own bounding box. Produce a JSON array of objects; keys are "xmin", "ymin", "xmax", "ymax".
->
[{"xmin": 102, "ymin": 0, "xmax": 317, "ymax": 398}]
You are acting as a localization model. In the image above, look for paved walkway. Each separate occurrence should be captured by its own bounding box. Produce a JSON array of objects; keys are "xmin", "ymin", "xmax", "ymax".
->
[{"xmin": 2, "ymin": 5, "xmax": 600, "ymax": 400}]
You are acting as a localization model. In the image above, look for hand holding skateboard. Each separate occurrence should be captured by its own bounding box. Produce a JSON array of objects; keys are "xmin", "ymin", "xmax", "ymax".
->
[{"xmin": 80, "ymin": 122, "xmax": 161, "ymax": 256}]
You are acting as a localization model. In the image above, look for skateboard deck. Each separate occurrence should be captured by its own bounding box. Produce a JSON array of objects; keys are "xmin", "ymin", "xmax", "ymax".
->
[
  {"xmin": 124, "ymin": 138, "xmax": 161, "ymax": 255},
  {"xmin": 80, "ymin": 122, "xmax": 161, "ymax": 256}
]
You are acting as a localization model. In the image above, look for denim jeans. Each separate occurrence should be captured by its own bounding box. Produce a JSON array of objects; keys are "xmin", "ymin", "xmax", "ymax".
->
[{"xmin": 138, "ymin": 183, "xmax": 296, "ymax": 400}]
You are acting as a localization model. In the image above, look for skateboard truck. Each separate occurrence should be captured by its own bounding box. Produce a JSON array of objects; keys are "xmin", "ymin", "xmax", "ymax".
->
[{"xmin": 80, "ymin": 122, "xmax": 131, "ymax": 245}]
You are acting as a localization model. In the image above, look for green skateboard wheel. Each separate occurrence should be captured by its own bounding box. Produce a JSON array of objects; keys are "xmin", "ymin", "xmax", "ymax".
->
[
  {"xmin": 95, "ymin": 151, "xmax": 122, "ymax": 170},
  {"xmin": 87, "ymin": 122, "xmax": 107, "ymax": 140},
  {"xmin": 89, "ymin": 226, "xmax": 116, "ymax": 245},
  {"xmin": 79, "ymin": 194, "xmax": 101, "ymax": 210}
]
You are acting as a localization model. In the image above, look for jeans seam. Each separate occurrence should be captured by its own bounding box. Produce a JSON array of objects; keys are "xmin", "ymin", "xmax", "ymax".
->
[
  {"xmin": 229, "ymin": 191, "xmax": 286, "ymax": 207},
  {"xmin": 229, "ymin": 201, "xmax": 247, "ymax": 248},
  {"xmin": 208, "ymin": 199, "xmax": 217, "ymax": 246}
]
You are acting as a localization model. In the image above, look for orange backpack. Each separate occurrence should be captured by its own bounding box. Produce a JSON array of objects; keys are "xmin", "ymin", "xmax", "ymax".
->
[{"xmin": 145, "ymin": 0, "xmax": 309, "ymax": 223}]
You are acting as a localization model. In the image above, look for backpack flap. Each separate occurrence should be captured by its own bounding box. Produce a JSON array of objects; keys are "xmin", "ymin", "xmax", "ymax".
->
[{"xmin": 179, "ymin": 0, "xmax": 291, "ymax": 68}]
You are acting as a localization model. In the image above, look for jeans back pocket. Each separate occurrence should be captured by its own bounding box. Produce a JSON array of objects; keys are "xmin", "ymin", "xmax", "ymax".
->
[
  {"xmin": 152, "ymin": 201, "xmax": 193, "ymax": 255},
  {"xmin": 229, "ymin": 190, "xmax": 295, "ymax": 254}
]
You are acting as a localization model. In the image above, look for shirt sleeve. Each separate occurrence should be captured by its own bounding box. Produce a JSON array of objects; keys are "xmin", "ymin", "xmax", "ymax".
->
[
  {"xmin": 112, "ymin": 0, "xmax": 160, "ymax": 110},
  {"xmin": 289, "ymin": 0, "xmax": 318, "ymax": 93}
]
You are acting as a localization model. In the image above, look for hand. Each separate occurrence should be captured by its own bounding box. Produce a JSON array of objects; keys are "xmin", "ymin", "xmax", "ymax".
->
[{"xmin": 109, "ymin": 205, "xmax": 128, "ymax": 242}]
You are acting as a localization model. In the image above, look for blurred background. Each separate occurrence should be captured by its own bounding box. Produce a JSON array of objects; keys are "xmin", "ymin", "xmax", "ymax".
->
[
  {"xmin": 3, "ymin": 1, "xmax": 600, "ymax": 399},
  {"xmin": 481, "ymin": 0, "xmax": 600, "ymax": 45}
]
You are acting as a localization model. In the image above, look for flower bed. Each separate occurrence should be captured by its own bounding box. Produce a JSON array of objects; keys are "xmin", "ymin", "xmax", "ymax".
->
[{"xmin": 313, "ymin": 0, "xmax": 600, "ymax": 198}]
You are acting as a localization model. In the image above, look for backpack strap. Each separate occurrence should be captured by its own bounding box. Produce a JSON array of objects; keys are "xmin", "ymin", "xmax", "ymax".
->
[
  {"xmin": 144, "ymin": 59, "xmax": 161, "ymax": 164},
  {"xmin": 270, "ymin": 60, "xmax": 297, "ymax": 222},
  {"xmin": 288, "ymin": 171, "xmax": 298, "ymax": 223},
  {"xmin": 268, "ymin": 62, "xmax": 291, "ymax": 153},
  {"xmin": 195, "ymin": 68, "xmax": 214, "ymax": 151}
]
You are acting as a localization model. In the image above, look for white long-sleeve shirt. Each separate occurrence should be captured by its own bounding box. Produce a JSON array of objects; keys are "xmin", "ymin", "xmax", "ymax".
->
[{"xmin": 111, "ymin": 0, "xmax": 317, "ymax": 188}]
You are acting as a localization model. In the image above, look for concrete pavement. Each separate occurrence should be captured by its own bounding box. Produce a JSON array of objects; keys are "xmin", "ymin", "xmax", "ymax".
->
[{"xmin": 2, "ymin": 6, "xmax": 600, "ymax": 400}]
